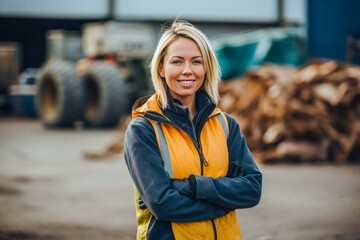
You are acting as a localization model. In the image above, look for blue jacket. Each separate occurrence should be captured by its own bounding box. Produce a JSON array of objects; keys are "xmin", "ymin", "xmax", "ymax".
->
[{"xmin": 124, "ymin": 90, "xmax": 262, "ymax": 239}]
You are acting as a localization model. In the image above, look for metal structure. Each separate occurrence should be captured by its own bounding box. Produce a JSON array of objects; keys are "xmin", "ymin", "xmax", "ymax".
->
[{"xmin": 36, "ymin": 22, "xmax": 155, "ymax": 128}]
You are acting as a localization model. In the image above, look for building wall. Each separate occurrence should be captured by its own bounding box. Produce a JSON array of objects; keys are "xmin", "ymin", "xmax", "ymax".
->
[
  {"xmin": 0, "ymin": 0, "xmax": 305, "ymax": 24},
  {"xmin": 0, "ymin": 0, "xmax": 108, "ymax": 18},
  {"xmin": 0, "ymin": 0, "xmax": 306, "ymax": 70},
  {"xmin": 307, "ymin": 0, "xmax": 360, "ymax": 62}
]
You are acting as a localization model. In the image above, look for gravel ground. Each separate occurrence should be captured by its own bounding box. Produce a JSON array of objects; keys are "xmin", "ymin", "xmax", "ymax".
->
[{"xmin": 0, "ymin": 117, "xmax": 359, "ymax": 240}]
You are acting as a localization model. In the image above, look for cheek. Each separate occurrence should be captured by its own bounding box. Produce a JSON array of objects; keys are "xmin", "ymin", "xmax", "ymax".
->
[
  {"xmin": 195, "ymin": 67, "xmax": 206, "ymax": 79},
  {"xmin": 164, "ymin": 66, "xmax": 180, "ymax": 79}
]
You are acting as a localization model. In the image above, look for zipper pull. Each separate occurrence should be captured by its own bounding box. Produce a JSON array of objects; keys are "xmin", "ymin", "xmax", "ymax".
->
[{"xmin": 200, "ymin": 153, "xmax": 209, "ymax": 167}]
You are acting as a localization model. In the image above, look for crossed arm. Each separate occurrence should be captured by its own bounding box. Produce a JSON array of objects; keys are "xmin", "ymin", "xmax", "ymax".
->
[{"xmin": 124, "ymin": 114, "xmax": 262, "ymax": 222}]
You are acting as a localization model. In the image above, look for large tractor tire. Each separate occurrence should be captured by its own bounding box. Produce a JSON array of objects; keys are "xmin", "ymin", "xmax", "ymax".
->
[
  {"xmin": 82, "ymin": 62, "xmax": 126, "ymax": 128},
  {"xmin": 36, "ymin": 60, "xmax": 84, "ymax": 127}
]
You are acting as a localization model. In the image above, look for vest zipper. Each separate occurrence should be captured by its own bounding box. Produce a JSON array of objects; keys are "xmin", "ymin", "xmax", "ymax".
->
[
  {"xmin": 145, "ymin": 107, "xmax": 220, "ymax": 239},
  {"xmin": 211, "ymin": 219, "xmax": 217, "ymax": 240},
  {"xmin": 187, "ymin": 109, "xmax": 209, "ymax": 175},
  {"xmin": 196, "ymin": 114, "xmax": 220, "ymax": 175}
]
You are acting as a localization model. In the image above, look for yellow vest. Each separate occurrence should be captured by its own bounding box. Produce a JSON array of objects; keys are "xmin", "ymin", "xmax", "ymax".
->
[{"xmin": 132, "ymin": 94, "xmax": 242, "ymax": 240}]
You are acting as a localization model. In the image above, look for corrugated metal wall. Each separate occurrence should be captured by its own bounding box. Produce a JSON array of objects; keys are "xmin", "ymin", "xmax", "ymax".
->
[
  {"xmin": 116, "ymin": 0, "xmax": 279, "ymax": 22},
  {"xmin": 0, "ymin": 0, "xmax": 305, "ymax": 24},
  {"xmin": 0, "ymin": 0, "xmax": 108, "ymax": 18},
  {"xmin": 0, "ymin": 0, "xmax": 306, "ymax": 70}
]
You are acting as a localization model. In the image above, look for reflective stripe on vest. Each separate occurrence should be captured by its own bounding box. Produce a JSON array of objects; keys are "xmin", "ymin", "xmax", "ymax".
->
[
  {"xmin": 155, "ymin": 121, "xmax": 174, "ymax": 178},
  {"xmin": 155, "ymin": 113, "xmax": 228, "ymax": 178},
  {"xmin": 216, "ymin": 113, "xmax": 229, "ymax": 139}
]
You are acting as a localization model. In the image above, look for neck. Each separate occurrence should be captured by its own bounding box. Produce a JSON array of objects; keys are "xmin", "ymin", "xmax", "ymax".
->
[
  {"xmin": 169, "ymin": 93, "xmax": 197, "ymax": 119},
  {"xmin": 180, "ymin": 96, "xmax": 197, "ymax": 119}
]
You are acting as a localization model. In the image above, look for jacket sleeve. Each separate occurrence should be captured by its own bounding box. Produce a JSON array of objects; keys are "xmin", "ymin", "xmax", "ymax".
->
[
  {"xmin": 192, "ymin": 113, "xmax": 262, "ymax": 209},
  {"xmin": 124, "ymin": 116, "xmax": 232, "ymax": 222}
]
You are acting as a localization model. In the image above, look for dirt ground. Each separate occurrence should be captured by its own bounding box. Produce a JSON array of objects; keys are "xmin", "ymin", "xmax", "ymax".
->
[{"xmin": 0, "ymin": 117, "xmax": 359, "ymax": 240}]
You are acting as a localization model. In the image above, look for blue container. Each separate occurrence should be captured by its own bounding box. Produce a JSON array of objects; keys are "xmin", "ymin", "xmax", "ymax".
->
[{"xmin": 213, "ymin": 27, "xmax": 306, "ymax": 80}]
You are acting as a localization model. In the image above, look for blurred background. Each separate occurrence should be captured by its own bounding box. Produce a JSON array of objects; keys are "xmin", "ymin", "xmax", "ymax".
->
[{"xmin": 0, "ymin": 0, "xmax": 359, "ymax": 239}]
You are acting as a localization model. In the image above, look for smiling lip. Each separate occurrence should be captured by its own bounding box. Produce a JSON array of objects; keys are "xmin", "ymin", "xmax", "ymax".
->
[{"xmin": 177, "ymin": 79, "xmax": 195, "ymax": 86}]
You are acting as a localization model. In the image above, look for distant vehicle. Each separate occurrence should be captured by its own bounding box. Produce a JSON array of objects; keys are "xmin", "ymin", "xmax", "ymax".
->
[
  {"xmin": 0, "ymin": 42, "xmax": 20, "ymax": 114},
  {"xmin": 36, "ymin": 21, "xmax": 155, "ymax": 128}
]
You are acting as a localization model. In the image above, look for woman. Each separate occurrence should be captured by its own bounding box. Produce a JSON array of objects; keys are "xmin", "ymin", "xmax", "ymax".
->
[{"xmin": 124, "ymin": 20, "xmax": 262, "ymax": 240}]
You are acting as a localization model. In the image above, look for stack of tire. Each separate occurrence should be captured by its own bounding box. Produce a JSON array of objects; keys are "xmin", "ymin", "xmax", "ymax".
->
[{"xmin": 36, "ymin": 60, "xmax": 127, "ymax": 128}]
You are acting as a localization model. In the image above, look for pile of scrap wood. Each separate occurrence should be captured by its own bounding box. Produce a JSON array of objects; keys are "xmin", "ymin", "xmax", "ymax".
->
[
  {"xmin": 83, "ymin": 60, "xmax": 360, "ymax": 164},
  {"xmin": 219, "ymin": 60, "xmax": 360, "ymax": 163}
]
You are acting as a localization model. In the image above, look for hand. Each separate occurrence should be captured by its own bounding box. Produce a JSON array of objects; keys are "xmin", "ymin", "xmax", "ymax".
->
[
  {"xmin": 139, "ymin": 196, "xmax": 147, "ymax": 209},
  {"xmin": 170, "ymin": 176, "xmax": 196, "ymax": 198},
  {"xmin": 227, "ymin": 161, "xmax": 244, "ymax": 178}
]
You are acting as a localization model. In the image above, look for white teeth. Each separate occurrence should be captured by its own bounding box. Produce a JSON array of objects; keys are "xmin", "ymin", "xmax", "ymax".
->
[{"xmin": 179, "ymin": 80, "xmax": 194, "ymax": 84}]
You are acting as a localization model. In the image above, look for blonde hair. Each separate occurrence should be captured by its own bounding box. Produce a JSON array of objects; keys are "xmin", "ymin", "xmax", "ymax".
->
[{"xmin": 150, "ymin": 20, "xmax": 220, "ymax": 109}]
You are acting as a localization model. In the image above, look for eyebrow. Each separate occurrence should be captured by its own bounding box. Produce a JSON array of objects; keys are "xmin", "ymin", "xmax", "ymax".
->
[{"xmin": 170, "ymin": 56, "xmax": 202, "ymax": 59}]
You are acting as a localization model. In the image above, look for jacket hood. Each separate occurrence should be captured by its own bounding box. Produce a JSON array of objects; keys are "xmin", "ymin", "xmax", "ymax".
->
[{"xmin": 132, "ymin": 93, "xmax": 166, "ymax": 118}]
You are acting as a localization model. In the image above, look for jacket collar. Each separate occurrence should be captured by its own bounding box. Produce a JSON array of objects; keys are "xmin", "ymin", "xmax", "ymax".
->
[
  {"xmin": 163, "ymin": 90, "xmax": 215, "ymax": 126},
  {"xmin": 132, "ymin": 90, "xmax": 220, "ymax": 143},
  {"xmin": 132, "ymin": 90, "xmax": 218, "ymax": 132}
]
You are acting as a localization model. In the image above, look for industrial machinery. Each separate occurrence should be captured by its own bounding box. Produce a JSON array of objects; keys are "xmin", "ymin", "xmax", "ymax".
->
[
  {"xmin": 0, "ymin": 42, "xmax": 20, "ymax": 114},
  {"xmin": 36, "ymin": 21, "xmax": 155, "ymax": 128}
]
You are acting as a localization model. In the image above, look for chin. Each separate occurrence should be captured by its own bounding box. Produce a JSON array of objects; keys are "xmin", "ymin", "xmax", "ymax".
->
[{"xmin": 176, "ymin": 90, "xmax": 196, "ymax": 97}]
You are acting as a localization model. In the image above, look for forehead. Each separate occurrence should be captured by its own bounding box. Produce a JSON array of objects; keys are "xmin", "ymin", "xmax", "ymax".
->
[{"xmin": 166, "ymin": 37, "xmax": 202, "ymax": 57}]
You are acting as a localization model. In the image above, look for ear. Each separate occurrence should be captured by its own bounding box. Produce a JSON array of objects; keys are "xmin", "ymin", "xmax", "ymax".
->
[{"xmin": 159, "ymin": 63, "xmax": 165, "ymax": 78}]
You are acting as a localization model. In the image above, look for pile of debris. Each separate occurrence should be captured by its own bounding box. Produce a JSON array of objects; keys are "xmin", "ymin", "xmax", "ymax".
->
[
  {"xmin": 219, "ymin": 60, "xmax": 360, "ymax": 163},
  {"xmin": 83, "ymin": 60, "xmax": 360, "ymax": 164}
]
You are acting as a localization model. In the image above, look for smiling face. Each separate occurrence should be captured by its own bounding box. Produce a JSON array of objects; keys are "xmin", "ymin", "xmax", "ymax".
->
[{"xmin": 159, "ymin": 37, "xmax": 205, "ymax": 107}]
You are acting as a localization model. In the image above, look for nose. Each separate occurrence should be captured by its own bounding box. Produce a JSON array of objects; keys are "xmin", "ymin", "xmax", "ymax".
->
[{"xmin": 182, "ymin": 62, "xmax": 193, "ymax": 76}]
